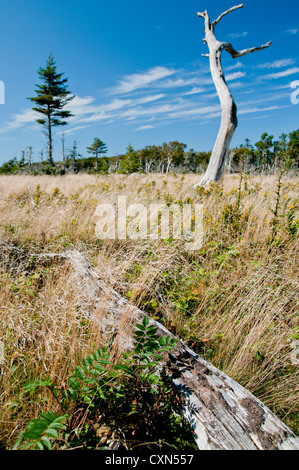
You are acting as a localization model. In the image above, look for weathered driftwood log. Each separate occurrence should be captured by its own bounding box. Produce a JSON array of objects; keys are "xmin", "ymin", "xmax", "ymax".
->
[
  {"xmin": 61, "ymin": 250, "xmax": 299, "ymax": 450},
  {"xmin": 2, "ymin": 244, "xmax": 299, "ymax": 450}
]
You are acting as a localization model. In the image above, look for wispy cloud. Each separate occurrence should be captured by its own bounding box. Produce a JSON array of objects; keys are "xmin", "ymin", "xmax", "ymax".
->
[
  {"xmin": 228, "ymin": 32, "xmax": 248, "ymax": 39},
  {"xmin": 257, "ymin": 58, "xmax": 296, "ymax": 69},
  {"xmin": 0, "ymin": 108, "xmax": 38, "ymax": 133},
  {"xmin": 67, "ymin": 94, "xmax": 165, "ymax": 124},
  {"xmin": 1, "ymin": 59, "xmax": 296, "ymax": 138},
  {"xmin": 229, "ymin": 81, "xmax": 244, "ymax": 89},
  {"xmin": 261, "ymin": 67, "xmax": 299, "ymax": 80},
  {"xmin": 2, "ymin": 93, "xmax": 166, "ymax": 132},
  {"xmin": 155, "ymin": 77, "xmax": 199, "ymax": 89},
  {"xmin": 167, "ymin": 104, "xmax": 221, "ymax": 120},
  {"xmin": 136, "ymin": 124, "xmax": 154, "ymax": 131},
  {"xmin": 239, "ymin": 105, "xmax": 290, "ymax": 115},
  {"xmin": 183, "ymin": 87, "xmax": 206, "ymax": 96},
  {"xmin": 226, "ymin": 71, "xmax": 246, "ymax": 81},
  {"xmin": 225, "ymin": 62, "xmax": 244, "ymax": 72},
  {"xmin": 110, "ymin": 66, "xmax": 176, "ymax": 94},
  {"xmin": 285, "ymin": 28, "xmax": 298, "ymax": 35},
  {"xmin": 58, "ymin": 125, "xmax": 90, "ymax": 136}
]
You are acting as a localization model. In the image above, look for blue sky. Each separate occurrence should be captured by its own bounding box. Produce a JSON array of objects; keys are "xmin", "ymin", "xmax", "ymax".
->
[{"xmin": 0, "ymin": 0, "xmax": 298, "ymax": 164}]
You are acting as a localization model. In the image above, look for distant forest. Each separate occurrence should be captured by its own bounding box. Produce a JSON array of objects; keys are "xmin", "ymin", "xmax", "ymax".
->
[{"xmin": 0, "ymin": 129, "xmax": 298, "ymax": 176}]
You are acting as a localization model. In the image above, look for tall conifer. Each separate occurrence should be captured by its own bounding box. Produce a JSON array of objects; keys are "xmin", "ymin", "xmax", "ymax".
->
[{"xmin": 28, "ymin": 54, "xmax": 74, "ymax": 165}]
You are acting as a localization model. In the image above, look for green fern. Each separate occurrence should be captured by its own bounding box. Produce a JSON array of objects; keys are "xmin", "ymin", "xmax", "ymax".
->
[
  {"xmin": 133, "ymin": 316, "xmax": 178, "ymax": 361},
  {"xmin": 13, "ymin": 319, "xmax": 186, "ymax": 450},
  {"xmin": 13, "ymin": 412, "xmax": 68, "ymax": 450},
  {"xmin": 116, "ymin": 316, "xmax": 179, "ymax": 385},
  {"xmin": 67, "ymin": 347, "xmax": 111, "ymax": 403}
]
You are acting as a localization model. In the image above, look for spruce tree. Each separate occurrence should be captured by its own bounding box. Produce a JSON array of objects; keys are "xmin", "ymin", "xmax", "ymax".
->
[
  {"xmin": 28, "ymin": 54, "xmax": 74, "ymax": 165},
  {"xmin": 86, "ymin": 138, "xmax": 108, "ymax": 172}
]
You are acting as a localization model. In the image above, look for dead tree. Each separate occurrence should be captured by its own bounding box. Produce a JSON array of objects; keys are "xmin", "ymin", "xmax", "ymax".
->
[{"xmin": 194, "ymin": 4, "xmax": 272, "ymax": 187}]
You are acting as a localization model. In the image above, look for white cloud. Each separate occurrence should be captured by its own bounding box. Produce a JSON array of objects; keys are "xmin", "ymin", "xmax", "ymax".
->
[
  {"xmin": 257, "ymin": 58, "xmax": 296, "ymax": 69},
  {"xmin": 197, "ymin": 76, "xmax": 214, "ymax": 86},
  {"xmin": 134, "ymin": 94, "xmax": 165, "ymax": 104},
  {"xmin": 261, "ymin": 67, "xmax": 299, "ymax": 80},
  {"xmin": 136, "ymin": 125, "xmax": 154, "ymax": 131},
  {"xmin": 228, "ymin": 32, "xmax": 248, "ymax": 39},
  {"xmin": 10, "ymin": 109, "xmax": 38, "ymax": 127},
  {"xmin": 58, "ymin": 125, "xmax": 90, "ymax": 136},
  {"xmin": 155, "ymin": 77, "xmax": 199, "ymax": 89},
  {"xmin": 226, "ymin": 71, "xmax": 246, "ymax": 81},
  {"xmin": 229, "ymin": 81, "xmax": 244, "ymax": 89},
  {"xmin": 239, "ymin": 105, "xmax": 289, "ymax": 115},
  {"xmin": 1, "ymin": 60, "xmax": 295, "ymax": 139},
  {"xmin": 167, "ymin": 104, "xmax": 221, "ymax": 119},
  {"xmin": 0, "ymin": 108, "xmax": 39, "ymax": 133},
  {"xmin": 285, "ymin": 28, "xmax": 298, "ymax": 35},
  {"xmin": 119, "ymin": 103, "xmax": 184, "ymax": 121},
  {"xmin": 183, "ymin": 87, "xmax": 206, "ymax": 96},
  {"xmin": 68, "ymin": 95, "xmax": 95, "ymax": 111},
  {"xmin": 69, "ymin": 98, "xmax": 132, "ymax": 124},
  {"xmin": 225, "ymin": 62, "xmax": 244, "ymax": 72},
  {"xmin": 68, "ymin": 94, "xmax": 165, "ymax": 125},
  {"xmin": 271, "ymin": 82, "xmax": 295, "ymax": 90},
  {"xmin": 111, "ymin": 66, "xmax": 176, "ymax": 94}
]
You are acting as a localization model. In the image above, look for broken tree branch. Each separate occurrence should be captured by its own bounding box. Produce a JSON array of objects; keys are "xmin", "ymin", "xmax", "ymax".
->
[
  {"xmin": 213, "ymin": 4, "xmax": 244, "ymax": 27},
  {"xmin": 197, "ymin": 11, "xmax": 207, "ymax": 19},
  {"xmin": 222, "ymin": 40, "xmax": 273, "ymax": 58}
]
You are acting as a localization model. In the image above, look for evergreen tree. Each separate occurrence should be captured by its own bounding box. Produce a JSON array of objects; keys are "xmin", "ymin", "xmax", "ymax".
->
[
  {"xmin": 255, "ymin": 133, "xmax": 274, "ymax": 173},
  {"xmin": 86, "ymin": 138, "xmax": 108, "ymax": 171},
  {"xmin": 287, "ymin": 129, "xmax": 299, "ymax": 169},
  {"xmin": 120, "ymin": 144, "xmax": 141, "ymax": 174},
  {"xmin": 28, "ymin": 54, "xmax": 74, "ymax": 165}
]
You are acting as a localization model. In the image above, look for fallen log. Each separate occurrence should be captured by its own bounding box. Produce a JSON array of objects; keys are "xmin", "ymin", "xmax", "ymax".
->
[
  {"xmin": 2, "ymin": 245, "xmax": 299, "ymax": 450},
  {"xmin": 61, "ymin": 250, "xmax": 299, "ymax": 450}
]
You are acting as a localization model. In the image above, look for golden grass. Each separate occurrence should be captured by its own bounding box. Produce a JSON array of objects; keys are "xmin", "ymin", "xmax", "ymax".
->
[{"xmin": 0, "ymin": 172, "xmax": 298, "ymax": 447}]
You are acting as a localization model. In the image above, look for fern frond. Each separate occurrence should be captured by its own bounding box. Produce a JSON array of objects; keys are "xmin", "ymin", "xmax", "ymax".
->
[{"xmin": 13, "ymin": 412, "xmax": 68, "ymax": 450}]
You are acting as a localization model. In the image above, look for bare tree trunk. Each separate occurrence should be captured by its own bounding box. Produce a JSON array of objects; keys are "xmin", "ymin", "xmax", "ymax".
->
[
  {"xmin": 166, "ymin": 155, "xmax": 172, "ymax": 175},
  {"xmin": 194, "ymin": 4, "xmax": 272, "ymax": 187},
  {"xmin": 145, "ymin": 160, "xmax": 154, "ymax": 173},
  {"xmin": 61, "ymin": 134, "xmax": 66, "ymax": 173},
  {"xmin": 47, "ymin": 107, "xmax": 53, "ymax": 166},
  {"xmin": 27, "ymin": 147, "xmax": 32, "ymax": 171},
  {"xmin": 226, "ymin": 149, "xmax": 236, "ymax": 174}
]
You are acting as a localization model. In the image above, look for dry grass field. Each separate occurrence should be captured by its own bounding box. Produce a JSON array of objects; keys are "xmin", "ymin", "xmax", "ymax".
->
[{"xmin": 0, "ymin": 172, "xmax": 298, "ymax": 448}]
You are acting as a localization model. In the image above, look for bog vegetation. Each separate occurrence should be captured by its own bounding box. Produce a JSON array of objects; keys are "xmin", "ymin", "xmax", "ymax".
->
[
  {"xmin": 0, "ymin": 171, "xmax": 298, "ymax": 449},
  {"xmin": 0, "ymin": 130, "xmax": 298, "ymax": 177}
]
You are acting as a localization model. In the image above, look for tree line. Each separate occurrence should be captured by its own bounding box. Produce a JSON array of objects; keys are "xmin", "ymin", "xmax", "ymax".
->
[{"xmin": 1, "ymin": 130, "xmax": 298, "ymax": 176}]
